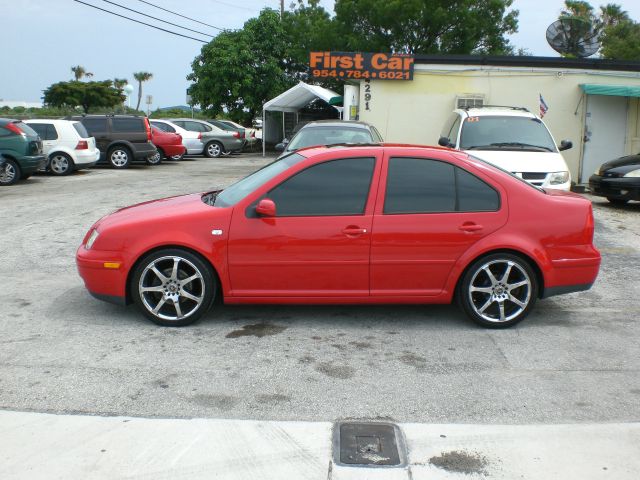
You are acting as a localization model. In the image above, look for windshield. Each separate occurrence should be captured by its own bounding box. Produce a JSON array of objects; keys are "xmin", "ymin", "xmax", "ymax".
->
[
  {"xmin": 459, "ymin": 116, "xmax": 557, "ymax": 152},
  {"xmin": 287, "ymin": 126, "xmax": 373, "ymax": 151},
  {"xmin": 214, "ymin": 153, "xmax": 306, "ymax": 207}
]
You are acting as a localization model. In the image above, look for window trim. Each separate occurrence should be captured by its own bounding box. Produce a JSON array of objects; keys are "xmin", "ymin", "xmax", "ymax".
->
[{"xmin": 382, "ymin": 156, "xmax": 501, "ymax": 215}]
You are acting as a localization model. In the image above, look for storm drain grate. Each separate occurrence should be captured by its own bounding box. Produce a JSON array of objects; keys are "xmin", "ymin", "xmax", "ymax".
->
[{"xmin": 334, "ymin": 422, "xmax": 405, "ymax": 467}]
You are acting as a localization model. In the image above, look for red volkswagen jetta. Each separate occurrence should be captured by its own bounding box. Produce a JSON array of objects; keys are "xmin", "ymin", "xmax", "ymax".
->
[{"xmin": 77, "ymin": 145, "xmax": 600, "ymax": 328}]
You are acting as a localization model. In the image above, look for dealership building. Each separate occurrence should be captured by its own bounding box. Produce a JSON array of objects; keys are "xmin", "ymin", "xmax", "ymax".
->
[{"xmin": 344, "ymin": 55, "xmax": 640, "ymax": 184}]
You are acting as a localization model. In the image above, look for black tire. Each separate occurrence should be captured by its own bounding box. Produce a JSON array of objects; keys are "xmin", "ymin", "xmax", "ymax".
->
[
  {"xmin": 107, "ymin": 146, "xmax": 131, "ymax": 169},
  {"xmin": 204, "ymin": 141, "xmax": 224, "ymax": 158},
  {"xmin": 131, "ymin": 248, "xmax": 216, "ymax": 327},
  {"xmin": 48, "ymin": 152, "xmax": 75, "ymax": 176},
  {"xmin": 169, "ymin": 153, "xmax": 185, "ymax": 161},
  {"xmin": 606, "ymin": 197, "xmax": 629, "ymax": 205},
  {"xmin": 146, "ymin": 149, "xmax": 163, "ymax": 166},
  {"xmin": 0, "ymin": 158, "xmax": 20, "ymax": 186},
  {"xmin": 458, "ymin": 253, "xmax": 538, "ymax": 328}
]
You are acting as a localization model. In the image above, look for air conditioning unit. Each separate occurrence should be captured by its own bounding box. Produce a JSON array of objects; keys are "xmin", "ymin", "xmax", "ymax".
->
[{"xmin": 456, "ymin": 94, "xmax": 485, "ymax": 109}]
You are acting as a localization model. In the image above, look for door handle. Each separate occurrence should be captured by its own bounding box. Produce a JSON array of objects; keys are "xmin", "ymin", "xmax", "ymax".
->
[
  {"xmin": 459, "ymin": 223, "xmax": 483, "ymax": 233},
  {"xmin": 342, "ymin": 226, "xmax": 367, "ymax": 236}
]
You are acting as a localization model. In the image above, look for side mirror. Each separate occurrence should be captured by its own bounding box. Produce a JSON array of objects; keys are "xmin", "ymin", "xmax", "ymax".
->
[
  {"xmin": 438, "ymin": 136, "xmax": 452, "ymax": 148},
  {"xmin": 255, "ymin": 198, "xmax": 276, "ymax": 217},
  {"xmin": 559, "ymin": 140, "xmax": 573, "ymax": 151},
  {"xmin": 274, "ymin": 143, "xmax": 285, "ymax": 152}
]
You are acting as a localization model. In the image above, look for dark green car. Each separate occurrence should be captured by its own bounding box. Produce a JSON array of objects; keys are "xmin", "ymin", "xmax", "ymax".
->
[{"xmin": 0, "ymin": 118, "xmax": 46, "ymax": 186}]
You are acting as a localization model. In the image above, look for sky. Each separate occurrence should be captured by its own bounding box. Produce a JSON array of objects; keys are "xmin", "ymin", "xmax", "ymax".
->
[{"xmin": 2, "ymin": 0, "xmax": 640, "ymax": 108}]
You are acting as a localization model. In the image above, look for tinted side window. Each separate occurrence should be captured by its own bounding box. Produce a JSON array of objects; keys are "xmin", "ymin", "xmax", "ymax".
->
[
  {"xmin": 82, "ymin": 118, "xmax": 108, "ymax": 134},
  {"xmin": 29, "ymin": 123, "xmax": 48, "ymax": 139},
  {"xmin": 268, "ymin": 157, "xmax": 375, "ymax": 216},
  {"xmin": 112, "ymin": 117, "xmax": 143, "ymax": 132},
  {"xmin": 385, "ymin": 158, "xmax": 456, "ymax": 214},
  {"xmin": 456, "ymin": 168, "xmax": 499, "ymax": 211},
  {"xmin": 384, "ymin": 157, "xmax": 500, "ymax": 214}
]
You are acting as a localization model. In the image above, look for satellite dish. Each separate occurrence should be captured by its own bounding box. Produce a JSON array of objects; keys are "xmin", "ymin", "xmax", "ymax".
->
[{"xmin": 546, "ymin": 18, "xmax": 600, "ymax": 57}]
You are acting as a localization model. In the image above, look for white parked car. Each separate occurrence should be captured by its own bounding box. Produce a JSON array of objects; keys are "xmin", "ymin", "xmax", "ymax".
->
[
  {"xmin": 439, "ymin": 107, "xmax": 573, "ymax": 190},
  {"xmin": 150, "ymin": 119, "xmax": 203, "ymax": 159},
  {"xmin": 25, "ymin": 119, "xmax": 100, "ymax": 175}
]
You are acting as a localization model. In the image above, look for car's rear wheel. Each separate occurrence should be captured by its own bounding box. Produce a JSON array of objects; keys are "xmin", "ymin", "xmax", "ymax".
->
[
  {"xmin": 458, "ymin": 253, "xmax": 538, "ymax": 328},
  {"xmin": 169, "ymin": 153, "xmax": 185, "ymax": 161},
  {"xmin": 49, "ymin": 152, "xmax": 74, "ymax": 176},
  {"xmin": 131, "ymin": 249, "xmax": 216, "ymax": 327},
  {"xmin": 108, "ymin": 147, "xmax": 131, "ymax": 168},
  {"xmin": 204, "ymin": 141, "xmax": 223, "ymax": 158},
  {"xmin": 146, "ymin": 149, "xmax": 163, "ymax": 165},
  {"xmin": 606, "ymin": 197, "xmax": 629, "ymax": 205},
  {"xmin": 0, "ymin": 159, "xmax": 20, "ymax": 186}
]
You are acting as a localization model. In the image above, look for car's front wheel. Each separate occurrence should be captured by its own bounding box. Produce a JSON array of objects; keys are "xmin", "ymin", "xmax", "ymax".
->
[
  {"xmin": 458, "ymin": 253, "xmax": 538, "ymax": 328},
  {"xmin": 49, "ymin": 152, "xmax": 74, "ymax": 176},
  {"xmin": 131, "ymin": 249, "xmax": 216, "ymax": 326},
  {"xmin": 108, "ymin": 147, "xmax": 131, "ymax": 168},
  {"xmin": 204, "ymin": 141, "xmax": 223, "ymax": 158},
  {"xmin": 0, "ymin": 159, "xmax": 20, "ymax": 186}
]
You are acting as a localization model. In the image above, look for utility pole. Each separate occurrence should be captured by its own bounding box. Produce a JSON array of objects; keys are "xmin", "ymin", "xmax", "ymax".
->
[{"xmin": 280, "ymin": 0, "xmax": 284, "ymax": 18}]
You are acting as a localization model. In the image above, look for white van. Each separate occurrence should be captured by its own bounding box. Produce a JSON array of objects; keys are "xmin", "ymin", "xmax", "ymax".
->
[
  {"xmin": 26, "ymin": 119, "xmax": 100, "ymax": 175},
  {"xmin": 438, "ymin": 107, "xmax": 573, "ymax": 190}
]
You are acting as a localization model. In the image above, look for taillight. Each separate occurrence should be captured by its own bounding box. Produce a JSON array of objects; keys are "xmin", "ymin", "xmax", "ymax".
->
[
  {"xmin": 4, "ymin": 123, "xmax": 24, "ymax": 135},
  {"xmin": 198, "ymin": 132, "xmax": 202, "ymax": 140},
  {"xmin": 177, "ymin": 134, "xmax": 182, "ymax": 142},
  {"xmin": 75, "ymin": 140, "xmax": 89, "ymax": 150},
  {"xmin": 144, "ymin": 118, "xmax": 152, "ymax": 141},
  {"xmin": 251, "ymin": 131, "xmax": 255, "ymax": 138},
  {"xmin": 233, "ymin": 131, "xmax": 240, "ymax": 139},
  {"xmin": 585, "ymin": 205, "xmax": 595, "ymax": 243}
]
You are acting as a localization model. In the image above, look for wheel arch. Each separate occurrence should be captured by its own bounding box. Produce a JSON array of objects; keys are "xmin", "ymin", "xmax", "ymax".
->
[
  {"xmin": 452, "ymin": 248, "xmax": 545, "ymax": 302},
  {"xmin": 107, "ymin": 141, "xmax": 135, "ymax": 154},
  {"xmin": 125, "ymin": 244, "xmax": 223, "ymax": 305}
]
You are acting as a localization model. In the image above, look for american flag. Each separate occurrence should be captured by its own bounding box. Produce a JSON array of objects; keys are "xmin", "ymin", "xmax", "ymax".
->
[{"xmin": 539, "ymin": 94, "xmax": 549, "ymax": 118}]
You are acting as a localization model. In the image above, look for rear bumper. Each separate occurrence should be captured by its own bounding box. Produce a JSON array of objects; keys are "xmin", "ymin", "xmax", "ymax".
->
[
  {"xmin": 159, "ymin": 144, "xmax": 186, "ymax": 157},
  {"xmin": 132, "ymin": 143, "xmax": 157, "ymax": 160},
  {"xmin": 18, "ymin": 154, "xmax": 46, "ymax": 174},
  {"xmin": 75, "ymin": 149, "xmax": 101, "ymax": 166},
  {"xmin": 589, "ymin": 175, "xmax": 640, "ymax": 201},
  {"xmin": 543, "ymin": 249, "xmax": 601, "ymax": 298}
]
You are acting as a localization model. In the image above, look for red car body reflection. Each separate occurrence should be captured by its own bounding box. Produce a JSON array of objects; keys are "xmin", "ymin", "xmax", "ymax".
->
[{"xmin": 77, "ymin": 145, "xmax": 600, "ymax": 328}]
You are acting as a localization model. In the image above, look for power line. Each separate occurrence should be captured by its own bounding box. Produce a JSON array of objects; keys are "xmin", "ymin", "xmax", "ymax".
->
[
  {"xmin": 73, "ymin": 0, "xmax": 208, "ymax": 43},
  {"xmin": 135, "ymin": 0, "xmax": 225, "ymax": 30},
  {"xmin": 101, "ymin": 0, "xmax": 216, "ymax": 36}
]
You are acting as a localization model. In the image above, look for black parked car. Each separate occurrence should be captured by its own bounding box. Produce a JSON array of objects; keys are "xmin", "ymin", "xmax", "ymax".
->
[
  {"xmin": 589, "ymin": 154, "xmax": 640, "ymax": 205},
  {"xmin": 66, "ymin": 115, "xmax": 157, "ymax": 168}
]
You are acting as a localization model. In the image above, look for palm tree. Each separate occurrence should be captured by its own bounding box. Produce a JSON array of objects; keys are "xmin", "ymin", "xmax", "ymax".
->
[
  {"xmin": 133, "ymin": 71, "xmax": 153, "ymax": 111},
  {"xmin": 113, "ymin": 78, "xmax": 128, "ymax": 90},
  {"xmin": 71, "ymin": 65, "xmax": 93, "ymax": 81}
]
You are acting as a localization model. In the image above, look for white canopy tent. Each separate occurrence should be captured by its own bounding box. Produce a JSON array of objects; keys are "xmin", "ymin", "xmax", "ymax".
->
[{"xmin": 262, "ymin": 82, "xmax": 343, "ymax": 156}]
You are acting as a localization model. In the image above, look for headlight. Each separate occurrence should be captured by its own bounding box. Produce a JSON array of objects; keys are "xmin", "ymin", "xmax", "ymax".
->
[
  {"xmin": 623, "ymin": 169, "xmax": 640, "ymax": 178},
  {"xmin": 594, "ymin": 166, "xmax": 602, "ymax": 175},
  {"xmin": 85, "ymin": 229, "xmax": 100, "ymax": 250},
  {"xmin": 549, "ymin": 171, "xmax": 570, "ymax": 185}
]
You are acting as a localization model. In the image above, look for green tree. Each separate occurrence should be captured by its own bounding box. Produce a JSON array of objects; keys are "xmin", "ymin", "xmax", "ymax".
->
[
  {"xmin": 601, "ymin": 18, "xmax": 640, "ymax": 60},
  {"xmin": 188, "ymin": 9, "xmax": 292, "ymax": 123},
  {"xmin": 332, "ymin": 0, "xmax": 519, "ymax": 54},
  {"xmin": 71, "ymin": 65, "xmax": 93, "ymax": 81},
  {"xmin": 43, "ymin": 80, "xmax": 125, "ymax": 113},
  {"xmin": 133, "ymin": 71, "xmax": 153, "ymax": 111}
]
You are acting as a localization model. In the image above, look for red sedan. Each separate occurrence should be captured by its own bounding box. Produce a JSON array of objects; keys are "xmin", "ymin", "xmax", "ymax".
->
[
  {"xmin": 76, "ymin": 145, "xmax": 600, "ymax": 328},
  {"xmin": 150, "ymin": 126, "xmax": 186, "ymax": 162}
]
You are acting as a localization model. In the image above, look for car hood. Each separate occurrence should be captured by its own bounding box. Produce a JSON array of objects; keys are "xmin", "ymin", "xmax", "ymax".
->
[
  {"xmin": 96, "ymin": 192, "xmax": 219, "ymax": 230},
  {"xmin": 464, "ymin": 150, "xmax": 568, "ymax": 173},
  {"xmin": 600, "ymin": 154, "xmax": 640, "ymax": 171}
]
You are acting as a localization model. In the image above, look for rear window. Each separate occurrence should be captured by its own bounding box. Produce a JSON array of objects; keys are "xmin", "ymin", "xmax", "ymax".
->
[
  {"xmin": 16, "ymin": 122, "xmax": 39, "ymax": 137},
  {"xmin": 112, "ymin": 117, "xmax": 144, "ymax": 132},
  {"xmin": 287, "ymin": 126, "xmax": 373, "ymax": 151},
  {"xmin": 151, "ymin": 122, "xmax": 175, "ymax": 133},
  {"xmin": 73, "ymin": 122, "xmax": 90, "ymax": 138}
]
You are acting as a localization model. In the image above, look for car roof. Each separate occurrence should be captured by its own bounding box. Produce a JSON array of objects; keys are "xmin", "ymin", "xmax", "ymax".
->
[
  {"xmin": 455, "ymin": 107, "xmax": 537, "ymax": 118},
  {"xmin": 25, "ymin": 119, "xmax": 79, "ymax": 125},
  {"xmin": 300, "ymin": 120, "xmax": 374, "ymax": 129}
]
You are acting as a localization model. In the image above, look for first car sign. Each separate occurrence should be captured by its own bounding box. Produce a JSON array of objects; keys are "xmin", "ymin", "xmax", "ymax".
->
[{"xmin": 309, "ymin": 51, "xmax": 414, "ymax": 80}]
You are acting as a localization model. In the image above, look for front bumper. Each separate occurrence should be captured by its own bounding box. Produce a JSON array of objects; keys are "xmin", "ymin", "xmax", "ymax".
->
[
  {"xmin": 76, "ymin": 245, "xmax": 129, "ymax": 304},
  {"xmin": 589, "ymin": 175, "xmax": 640, "ymax": 201}
]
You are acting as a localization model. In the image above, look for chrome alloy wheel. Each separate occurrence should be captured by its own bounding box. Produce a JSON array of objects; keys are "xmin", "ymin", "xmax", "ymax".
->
[
  {"xmin": 207, "ymin": 142, "xmax": 221, "ymax": 157},
  {"xmin": 111, "ymin": 149, "xmax": 129, "ymax": 167},
  {"xmin": 0, "ymin": 162, "xmax": 17, "ymax": 184},
  {"xmin": 50, "ymin": 154, "xmax": 70, "ymax": 174},
  {"xmin": 468, "ymin": 259, "xmax": 532, "ymax": 323},
  {"xmin": 138, "ymin": 256, "xmax": 205, "ymax": 321}
]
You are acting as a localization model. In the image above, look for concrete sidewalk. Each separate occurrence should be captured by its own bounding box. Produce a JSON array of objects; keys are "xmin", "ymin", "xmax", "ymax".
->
[{"xmin": 1, "ymin": 410, "xmax": 639, "ymax": 479}]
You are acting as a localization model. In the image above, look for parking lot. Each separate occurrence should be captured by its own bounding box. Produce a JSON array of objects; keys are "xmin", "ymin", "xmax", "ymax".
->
[{"xmin": 1, "ymin": 153, "xmax": 639, "ymax": 424}]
